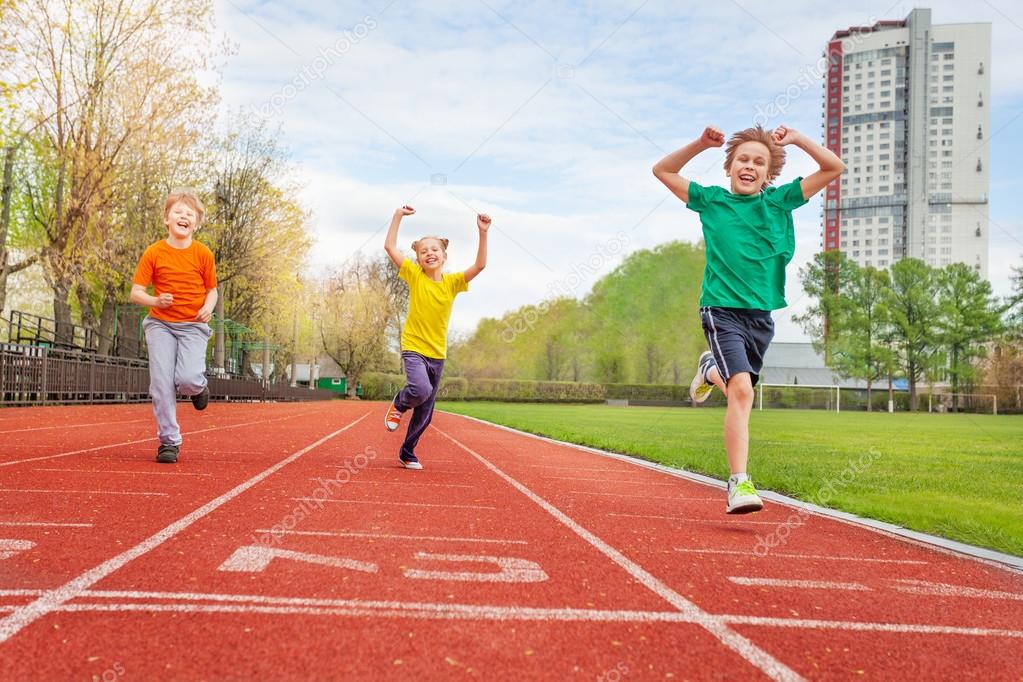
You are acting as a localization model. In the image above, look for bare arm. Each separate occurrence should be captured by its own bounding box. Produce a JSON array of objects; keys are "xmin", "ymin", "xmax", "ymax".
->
[
  {"xmin": 773, "ymin": 125, "xmax": 846, "ymax": 200},
  {"xmin": 384, "ymin": 205, "xmax": 415, "ymax": 268},
  {"xmin": 196, "ymin": 287, "xmax": 218, "ymax": 323},
  {"xmin": 464, "ymin": 214, "xmax": 490, "ymax": 283},
  {"xmin": 130, "ymin": 283, "xmax": 172, "ymax": 309},
  {"xmin": 652, "ymin": 126, "xmax": 725, "ymax": 203}
]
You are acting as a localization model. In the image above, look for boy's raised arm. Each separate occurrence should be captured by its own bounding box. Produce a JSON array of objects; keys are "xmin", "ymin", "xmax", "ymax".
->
[
  {"xmin": 652, "ymin": 126, "xmax": 725, "ymax": 204},
  {"xmin": 772, "ymin": 125, "xmax": 846, "ymax": 200},
  {"xmin": 464, "ymin": 213, "xmax": 490, "ymax": 283},
  {"xmin": 384, "ymin": 205, "xmax": 415, "ymax": 268}
]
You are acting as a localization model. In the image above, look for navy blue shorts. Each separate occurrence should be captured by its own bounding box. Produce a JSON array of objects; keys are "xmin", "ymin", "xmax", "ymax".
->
[{"xmin": 699, "ymin": 306, "xmax": 775, "ymax": 386}]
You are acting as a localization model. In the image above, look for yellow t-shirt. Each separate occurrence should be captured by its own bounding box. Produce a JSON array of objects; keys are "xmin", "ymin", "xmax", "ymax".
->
[{"xmin": 399, "ymin": 258, "xmax": 468, "ymax": 359}]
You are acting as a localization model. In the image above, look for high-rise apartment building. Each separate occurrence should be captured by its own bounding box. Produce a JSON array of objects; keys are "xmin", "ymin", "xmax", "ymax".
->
[{"xmin": 822, "ymin": 9, "xmax": 990, "ymax": 276}]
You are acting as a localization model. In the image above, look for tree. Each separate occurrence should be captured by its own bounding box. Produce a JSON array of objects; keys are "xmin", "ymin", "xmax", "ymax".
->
[
  {"xmin": 885, "ymin": 258, "xmax": 940, "ymax": 411},
  {"xmin": 794, "ymin": 250, "xmax": 857, "ymax": 364},
  {"xmin": 935, "ymin": 263, "xmax": 1002, "ymax": 408},
  {"xmin": 10, "ymin": 0, "xmax": 216, "ymax": 341},
  {"xmin": 318, "ymin": 259, "xmax": 396, "ymax": 396},
  {"xmin": 831, "ymin": 265, "xmax": 891, "ymax": 411}
]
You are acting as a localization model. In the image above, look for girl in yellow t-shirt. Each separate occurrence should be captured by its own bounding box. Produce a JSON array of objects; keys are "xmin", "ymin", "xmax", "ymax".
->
[{"xmin": 382, "ymin": 205, "xmax": 491, "ymax": 469}]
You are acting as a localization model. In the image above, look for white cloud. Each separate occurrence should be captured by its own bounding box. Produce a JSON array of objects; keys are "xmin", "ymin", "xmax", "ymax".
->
[{"xmin": 214, "ymin": 0, "xmax": 1023, "ymax": 344}]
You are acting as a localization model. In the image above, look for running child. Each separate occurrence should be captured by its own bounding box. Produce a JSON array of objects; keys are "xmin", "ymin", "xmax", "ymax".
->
[
  {"xmin": 383, "ymin": 205, "xmax": 490, "ymax": 470},
  {"xmin": 130, "ymin": 189, "xmax": 218, "ymax": 464},
  {"xmin": 652, "ymin": 124, "xmax": 844, "ymax": 513}
]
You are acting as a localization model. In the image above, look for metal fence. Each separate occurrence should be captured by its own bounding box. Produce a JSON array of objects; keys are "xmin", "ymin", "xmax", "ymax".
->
[{"xmin": 1, "ymin": 343, "xmax": 335, "ymax": 406}]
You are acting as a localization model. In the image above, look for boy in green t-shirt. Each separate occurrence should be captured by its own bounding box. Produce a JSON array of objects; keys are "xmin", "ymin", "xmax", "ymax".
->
[{"xmin": 653, "ymin": 124, "xmax": 845, "ymax": 513}]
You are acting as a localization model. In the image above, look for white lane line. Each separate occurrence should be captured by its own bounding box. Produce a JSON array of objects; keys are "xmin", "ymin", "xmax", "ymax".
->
[
  {"xmin": 0, "ymin": 419, "xmax": 149, "ymax": 435},
  {"xmin": 435, "ymin": 427, "xmax": 804, "ymax": 682},
  {"xmin": 891, "ymin": 579, "xmax": 1023, "ymax": 601},
  {"xmin": 0, "ymin": 527, "xmax": 93, "ymax": 531},
  {"xmin": 729, "ymin": 577, "xmax": 870, "ymax": 591},
  {"xmin": 0, "ymin": 488, "xmax": 168, "ymax": 497},
  {"xmin": 446, "ymin": 413, "xmax": 1023, "ymax": 575},
  {"xmin": 290, "ymin": 498, "xmax": 496, "ymax": 510},
  {"xmin": 525, "ymin": 466, "xmax": 626, "ymax": 472},
  {"xmin": 570, "ymin": 491, "xmax": 719, "ymax": 501},
  {"xmin": 0, "ymin": 411, "xmax": 370, "ymax": 644},
  {"xmin": 719, "ymin": 614, "xmax": 1023, "ymax": 638},
  {"xmin": 0, "ymin": 409, "xmax": 319, "ymax": 468},
  {"xmin": 309, "ymin": 478, "xmax": 473, "ymax": 489},
  {"xmin": 542, "ymin": 476, "xmax": 676, "ymax": 486},
  {"xmin": 254, "ymin": 529, "xmax": 528, "ymax": 545},
  {"xmin": 673, "ymin": 548, "xmax": 929, "ymax": 565},
  {"xmin": 608, "ymin": 512, "xmax": 786, "ymax": 526},
  {"xmin": 0, "ymin": 595, "xmax": 1021, "ymax": 637},
  {"xmin": 34, "ymin": 468, "xmax": 214, "ymax": 478},
  {"xmin": 1, "ymin": 588, "xmax": 1023, "ymax": 642}
]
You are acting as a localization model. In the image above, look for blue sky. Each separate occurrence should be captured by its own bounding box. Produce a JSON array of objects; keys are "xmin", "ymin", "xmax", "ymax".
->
[{"xmin": 214, "ymin": 0, "xmax": 1023, "ymax": 341}]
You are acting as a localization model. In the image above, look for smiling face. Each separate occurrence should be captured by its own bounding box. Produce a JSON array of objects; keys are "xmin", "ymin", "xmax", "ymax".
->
[
  {"xmin": 164, "ymin": 200, "xmax": 199, "ymax": 241},
  {"xmin": 727, "ymin": 141, "xmax": 771, "ymax": 195},
  {"xmin": 415, "ymin": 237, "xmax": 447, "ymax": 274}
]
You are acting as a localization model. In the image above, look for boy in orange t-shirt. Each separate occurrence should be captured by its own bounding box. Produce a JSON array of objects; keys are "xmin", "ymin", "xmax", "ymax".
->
[{"xmin": 130, "ymin": 189, "xmax": 218, "ymax": 463}]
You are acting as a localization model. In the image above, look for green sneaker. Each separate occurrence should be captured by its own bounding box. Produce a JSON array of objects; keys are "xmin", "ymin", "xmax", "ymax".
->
[
  {"xmin": 727, "ymin": 478, "xmax": 763, "ymax": 514},
  {"xmin": 689, "ymin": 351, "xmax": 716, "ymax": 404}
]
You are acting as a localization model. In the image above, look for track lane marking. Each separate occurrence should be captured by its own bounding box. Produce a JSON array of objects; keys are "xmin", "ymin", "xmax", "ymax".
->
[
  {"xmin": 0, "ymin": 407, "xmax": 325, "ymax": 468},
  {"xmin": 435, "ymin": 427, "xmax": 805, "ymax": 682},
  {"xmin": 608, "ymin": 512, "xmax": 788, "ymax": 526},
  {"xmin": 290, "ymin": 498, "xmax": 497, "ymax": 510},
  {"xmin": 0, "ymin": 419, "xmax": 149, "ymax": 435},
  {"xmin": 729, "ymin": 577, "xmax": 870, "ymax": 591},
  {"xmin": 0, "ymin": 488, "xmax": 168, "ymax": 497},
  {"xmin": 309, "ymin": 478, "xmax": 473, "ymax": 489},
  {"xmin": 569, "ymin": 491, "xmax": 719, "ymax": 501},
  {"xmin": 1, "ymin": 588, "xmax": 1021, "ymax": 636},
  {"xmin": 0, "ymin": 412, "xmax": 370, "ymax": 644},
  {"xmin": 34, "ymin": 468, "xmax": 213, "ymax": 477},
  {"xmin": 672, "ymin": 548, "xmax": 929, "ymax": 565},
  {"xmin": 255, "ymin": 529, "xmax": 528, "ymax": 545},
  {"xmin": 0, "ymin": 527, "xmax": 93, "ymax": 531}
]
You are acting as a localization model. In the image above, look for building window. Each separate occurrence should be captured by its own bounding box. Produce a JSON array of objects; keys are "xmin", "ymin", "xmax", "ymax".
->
[
  {"xmin": 978, "ymin": 61, "xmax": 984, "ymax": 74},
  {"xmin": 977, "ymin": 158, "xmax": 983, "ymax": 172}
]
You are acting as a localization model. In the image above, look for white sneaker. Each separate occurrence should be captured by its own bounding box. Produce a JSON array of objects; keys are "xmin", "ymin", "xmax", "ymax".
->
[
  {"xmin": 399, "ymin": 455, "xmax": 423, "ymax": 470},
  {"xmin": 689, "ymin": 351, "xmax": 716, "ymax": 404},
  {"xmin": 727, "ymin": 478, "xmax": 764, "ymax": 514}
]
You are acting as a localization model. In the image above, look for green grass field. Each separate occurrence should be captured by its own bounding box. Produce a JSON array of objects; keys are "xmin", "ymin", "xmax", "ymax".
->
[{"xmin": 436, "ymin": 402, "xmax": 1023, "ymax": 557}]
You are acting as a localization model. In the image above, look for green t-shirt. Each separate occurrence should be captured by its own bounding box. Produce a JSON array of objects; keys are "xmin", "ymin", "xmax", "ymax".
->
[{"xmin": 686, "ymin": 178, "xmax": 807, "ymax": 310}]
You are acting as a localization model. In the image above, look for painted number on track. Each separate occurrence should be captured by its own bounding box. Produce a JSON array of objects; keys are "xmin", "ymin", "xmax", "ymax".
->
[
  {"xmin": 0, "ymin": 539, "xmax": 35, "ymax": 560},
  {"xmin": 217, "ymin": 545, "xmax": 548, "ymax": 583}
]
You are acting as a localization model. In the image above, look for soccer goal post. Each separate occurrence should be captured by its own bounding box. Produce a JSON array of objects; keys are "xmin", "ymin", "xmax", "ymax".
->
[{"xmin": 757, "ymin": 383, "xmax": 841, "ymax": 412}]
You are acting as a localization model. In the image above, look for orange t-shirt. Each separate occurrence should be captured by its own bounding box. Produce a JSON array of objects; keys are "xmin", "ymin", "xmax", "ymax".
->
[{"xmin": 132, "ymin": 240, "xmax": 217, "ymax": 323}]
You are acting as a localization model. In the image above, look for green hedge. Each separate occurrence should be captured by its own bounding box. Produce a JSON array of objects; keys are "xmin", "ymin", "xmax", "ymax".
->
[{"xmin": 359, "ymin": 373, "xmax": 605, "ymax": 403}]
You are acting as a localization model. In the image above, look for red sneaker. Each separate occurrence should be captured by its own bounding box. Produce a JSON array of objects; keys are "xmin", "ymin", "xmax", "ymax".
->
[{"xmin": 384, "ymin": 393, "xmax": 403, "ymax": 432}]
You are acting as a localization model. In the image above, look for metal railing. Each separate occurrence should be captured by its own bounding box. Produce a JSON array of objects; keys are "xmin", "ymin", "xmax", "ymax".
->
[{"xmin": 1, "ymin": 343, "xmax": 335, "ymax": 406}]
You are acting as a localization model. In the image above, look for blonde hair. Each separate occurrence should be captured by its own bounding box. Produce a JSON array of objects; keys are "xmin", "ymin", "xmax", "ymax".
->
[
  {"xmin": 411, "ymin": 235, "xmax": 449, "ymax": 256},
  {"xmin": 723, "ymin": 126, "xmax": 786, "ymax": 186},
  {"xmin": 163, "ymin": 189, "xmax": 205, "ymax": 227}
]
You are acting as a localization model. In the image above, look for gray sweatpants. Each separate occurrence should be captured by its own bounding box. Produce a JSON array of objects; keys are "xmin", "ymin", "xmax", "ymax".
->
[{"xmin": 143, "ymin": 317, "xmax": 211, "ymax": 445}]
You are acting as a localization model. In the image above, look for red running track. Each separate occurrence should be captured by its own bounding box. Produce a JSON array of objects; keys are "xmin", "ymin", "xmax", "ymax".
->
[{"xmin": 0, "ymin": 401, "xmax": 1019, "ymax": 680}]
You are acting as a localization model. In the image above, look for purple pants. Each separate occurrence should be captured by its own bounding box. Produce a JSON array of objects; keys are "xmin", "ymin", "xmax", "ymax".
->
[{"xmin": 395, "ymin": 351, "xmax": 445, "ymax": 460}]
